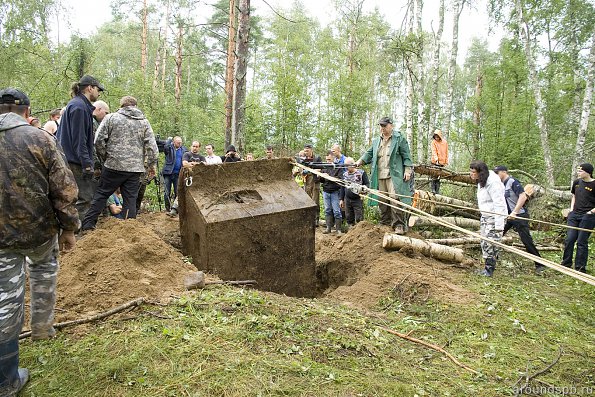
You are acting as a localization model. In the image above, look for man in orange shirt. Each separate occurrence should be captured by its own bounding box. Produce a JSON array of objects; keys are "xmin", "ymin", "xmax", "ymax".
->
[{"xmin": 430, "ymin": 129, "xmax": 448, "ymax": 194}]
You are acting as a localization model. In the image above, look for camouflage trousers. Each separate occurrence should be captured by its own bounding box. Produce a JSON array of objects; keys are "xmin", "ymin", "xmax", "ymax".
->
[
  {"xmin": 480, "ymin": 216, "xmax": 502, "ymax": 264},
  {"xmin": 0, "ymin": 236, "xmax": 59, "ymax": 342}
]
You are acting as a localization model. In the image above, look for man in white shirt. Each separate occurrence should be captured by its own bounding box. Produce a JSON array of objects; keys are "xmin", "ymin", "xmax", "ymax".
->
[{"xmin": 204, "ymin": 143, "xmax": 222, "ymax": 165}]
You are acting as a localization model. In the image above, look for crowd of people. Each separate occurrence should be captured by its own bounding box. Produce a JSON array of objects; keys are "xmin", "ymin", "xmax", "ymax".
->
[{"xmin": 0, "ymin": 76, "xmax": 593, "ymax": 395}]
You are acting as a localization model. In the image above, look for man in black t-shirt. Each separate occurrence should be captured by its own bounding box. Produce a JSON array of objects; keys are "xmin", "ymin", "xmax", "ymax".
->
[
  {"xmin": 561, "ymin": 163, "xmax": 595, "ymax": 273},
  {"xmin": 182, "ymin": 141, "xmax": 206, "ymax": 167},
  {"xmin": 494, "ymin": 166, "xmax": 544, "ymax": 273}
]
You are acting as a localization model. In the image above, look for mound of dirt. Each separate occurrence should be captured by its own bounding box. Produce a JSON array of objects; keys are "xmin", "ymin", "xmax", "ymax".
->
[
  {"xmin": 55, "ymin": 217, "xmax": 195, "ymax": 321},
  {"xmin": 316, "ymin": 222, "xmax": 476, "ymax": 309},
  {"xmin": 137, "ymin": 212, "xmax": 182, "ymax": 249}
]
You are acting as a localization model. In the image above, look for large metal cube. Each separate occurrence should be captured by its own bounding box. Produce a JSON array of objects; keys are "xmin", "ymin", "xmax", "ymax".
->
[{"xmin": 178, "ymin": 158, "xmax": 318, "ymax": 297}]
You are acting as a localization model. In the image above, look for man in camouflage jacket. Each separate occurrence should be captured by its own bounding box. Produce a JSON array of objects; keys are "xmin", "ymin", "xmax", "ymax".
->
[
  {"xmin": 81, "ymin": 96, "xmax": 158, "ymax": 230},
  {"xmin": 0, "ymin": 88, "xmax": 80, "ymax": 396}
]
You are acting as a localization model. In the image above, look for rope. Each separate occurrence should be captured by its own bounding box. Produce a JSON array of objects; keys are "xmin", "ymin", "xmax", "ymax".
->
[{"xmin": 293, "ymin": 162, "xmax": 595, "ymax": 286}]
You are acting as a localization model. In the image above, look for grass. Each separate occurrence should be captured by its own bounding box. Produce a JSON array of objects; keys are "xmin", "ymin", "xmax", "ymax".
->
[{"xmin": 19, "ymin": 253, "xmax": 595, "ymax": 397}]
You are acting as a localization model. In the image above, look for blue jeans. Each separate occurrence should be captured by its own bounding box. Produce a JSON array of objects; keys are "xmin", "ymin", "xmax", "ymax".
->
[
  {"xmin": 163, "ymin": 173, "xmax": 179, "ymax": 211},
  {"xmin": 323, "ymin": 191, "xmax": 342, "ymax": 220},
  {"xmin": 561, "ymin": 212, "xmax": 595, "ymax": 272}
]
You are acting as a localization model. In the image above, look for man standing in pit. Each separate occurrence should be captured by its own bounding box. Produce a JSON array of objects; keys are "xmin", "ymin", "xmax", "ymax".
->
[{"xmin": 157, "ymin": 136, "xmax": 187, "ymax": 211}]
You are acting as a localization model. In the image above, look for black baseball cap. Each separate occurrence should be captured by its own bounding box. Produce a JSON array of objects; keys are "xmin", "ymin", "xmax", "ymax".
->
[
  {"xmin": 79, "ymin": 75, "xmax": 105, "ymax": 91},
  {"xmin": 379, "ymin": 116, "xmax": 393, "ymax": 126},
  {"xmin": 304, "ymin": 143, "xmax": 313, "ymax": 149},
  {"xmin": 493, "ymin": 165, "xmax": 508, "ymax": 172},
  {"xmin": 0, "ymin": 88, "xmax": 30, "ymax": 106},
  {"xmin": 578, "ymin": 163, "xmax": 594, "ymax": 177}
]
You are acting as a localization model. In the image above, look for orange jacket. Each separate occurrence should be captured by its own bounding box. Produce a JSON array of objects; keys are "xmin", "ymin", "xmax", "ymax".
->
[{"xmin": 431, "ymin": 130, "xmax": 448, "ymax": 166}]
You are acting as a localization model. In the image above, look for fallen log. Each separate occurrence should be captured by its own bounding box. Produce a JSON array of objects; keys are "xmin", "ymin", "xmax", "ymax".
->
[
  {"xmin": 427, "ymin": 236, "xmax": 514, "ymax": 245},
  {"xmin": 410, "ymin": 216, "xmax": 480, "ymax": 230},
  {"xmin": 413, "ymin": 164, "xmax": 474, "ymax": 184},
  {"xmin": 426, "ymin": 237, "xmax": 561, "ymax": 252},
  {"xmin": 525, "ymin": 184, "xmax": 572, "ymax": 201},
  {"xmin": 414, "ymin": 190, "xmax": 480, "ymax": 219},
  {"xmin": 382, "ymin": 233, "xmax": 466, "ymax": 263},
  {"xmin": 415, "ymin": 177, "xmax": 472, "ymax": 188}
]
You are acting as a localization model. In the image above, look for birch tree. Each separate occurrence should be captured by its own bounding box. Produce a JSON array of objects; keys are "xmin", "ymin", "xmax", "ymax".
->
[
  {"xmin": 515, "ymin": 0, "xmax": 555, "ymax": 186},
  {"xmin": 570, "ymin": 34, "xmax": 595, "ymax": 183},
  {"xmin": 443, "ymin": 0, "xmax": 465, "ymax": 139},
  {"xmin": 427, "ymin": 0, "xmax": 444, "ymax": 161},
  {"xmin": 415, "ymin": 0, "xmax": 426, "ymax": 162}
]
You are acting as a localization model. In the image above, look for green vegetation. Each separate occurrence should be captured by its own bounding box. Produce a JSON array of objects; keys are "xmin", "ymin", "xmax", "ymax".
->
[{"xmin": 20, "ymin": 259, "xmax": 594, "ymax": 396}]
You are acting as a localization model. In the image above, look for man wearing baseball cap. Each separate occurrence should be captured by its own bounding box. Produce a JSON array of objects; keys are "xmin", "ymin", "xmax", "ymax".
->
[
  {"xmin": 56, "ymin": 75, "xmax": 105, "ymax": 224},
  {"xmin": 0, "ymin": 88, "xmax": 79, "ymax": 395},
  {"xmin": 355, "ymin": 116, "xmax": 413, "ymax": 234},
  {"xmin": 561, "ymin": 163, "xmax": 595, "ymax": 273}
]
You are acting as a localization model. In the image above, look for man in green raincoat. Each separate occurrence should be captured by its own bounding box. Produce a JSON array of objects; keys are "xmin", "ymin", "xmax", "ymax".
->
[{"xmin": 355, "ymin": 117, "xmax": 413, "ymax": 234}]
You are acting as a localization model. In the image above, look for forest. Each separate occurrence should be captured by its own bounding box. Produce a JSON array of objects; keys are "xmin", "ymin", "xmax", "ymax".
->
[{"xmin": 1, "ymin": 0, "xmax": 593, "ymax": 186}]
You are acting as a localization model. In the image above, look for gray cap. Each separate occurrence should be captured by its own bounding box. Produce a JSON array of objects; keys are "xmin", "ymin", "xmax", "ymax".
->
[
  {"xmin": 0, "ymin": 88, "xmax": 30, "ymax": 106},
  {"xmin": 379, "ymin": 116, "xmax": 393, "ymax": 126}
]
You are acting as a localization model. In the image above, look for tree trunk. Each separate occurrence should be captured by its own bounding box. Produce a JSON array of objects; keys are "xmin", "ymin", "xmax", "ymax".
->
[
  {"xmin": 443, "ymin": 0, "xmax": 464, "ymax": 139},
  {"xmin": 515, "ymin": 0, "xmax": 555, "ymax": 186},
  {"xmin": 524, "ymin": 184, "xmax": 573, "ymax": 201},
  {"xmin": 472, "ymin": 65, "xmax": 483, "ymax": 159},
  {"xmin": 411, "ymin": 216, "xmax": 480, "ymax": 229},
  {"xmin": 382, "ymin": 233, "xmax": 467, "ymax": 263},
  {"xmin": 405, "ymin": 0, "xmax": 414, "ymax": 147},
  {"xmin": 427, "ymin": 0, "xmax": 444, "ymax": 161},
  {"xmin": 152, "ymin": 29, "xmax": 162, "ymax": 92},
  {"xmin": 161, "ymin": 0, "xmax": 170, "ymax": 94},
  {"xmin": 570, "ymin": 33, "xmax": 595, "ymax": 183},
  {"xmin": 224, "ymin": 0, "xmax": 237, "ymax": 149},
  {"xmin": 231, "ymin": 0, "xmax": 250, "ymax": 153},
  {"xmin": 415, "ymin": 0, "xmax": 426, "ymax": 163},
  {"xmin": 174, "ymin": 22, "xmax": 183, "ymax": 106},
  {"xmin": 141, "ymin": 0, "xmax": 148, "ymax": 75}
]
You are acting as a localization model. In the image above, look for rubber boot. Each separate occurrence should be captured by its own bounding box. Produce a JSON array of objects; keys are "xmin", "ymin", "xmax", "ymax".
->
[
  {"xmin": 478, "ymin": 258, "xmax": 496, "ymax": 277},
  {"xmin": 322, "ymin": 215, "xmax": 333, "ymax": 234},
  {"xmin": 0, "ymin": 338, "xmax": 25, "ymax": 395},
  {"xmin": 335, "ymin": 218, "xmax": 343, "ymax": 236}
]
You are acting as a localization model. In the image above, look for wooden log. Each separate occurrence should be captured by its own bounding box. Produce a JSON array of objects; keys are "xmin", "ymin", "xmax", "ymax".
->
[
  {"xmin": 410, "ymin": 216, "xmax": 480, "ymax": 229},
  {"xmin": 414, "ymin": 190, "xmax": 480, "ymax": 219},
  {"xmin": 415, "ymin": 177, "xmax": 472, "ymax": 188},
  {"xmin": 525, "ymin": 184, "xmax": 572, "ymax": 201},
  {"xmin": 427, "ymin": 236, "xmax": 514, "ymax": 245},
  {"xmin": 382, "ymin": 233, "xmax": 466, "ymax": 263},
  {"xmin": 413, "ymin": 164, "xmax": 474, "ymax": 184}
]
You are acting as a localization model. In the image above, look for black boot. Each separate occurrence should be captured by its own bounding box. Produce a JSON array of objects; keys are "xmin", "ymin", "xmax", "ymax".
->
[
  {"xmin": 478, "ymin": 259, "xmax": 496, "ymax": 277},
  {"xmin": 322, "ymin": 215, "xmax": 333, "ymax": 234},
  {"xmin": 0, "ymin": 338, "xmax": 28, "ymax": 395},
  {"xmin": 335, "ymin": 218, "xmax": 343, "ymax": 236}
]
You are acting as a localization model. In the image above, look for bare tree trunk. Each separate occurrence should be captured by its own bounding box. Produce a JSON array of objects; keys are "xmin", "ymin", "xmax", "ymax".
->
[
  {"xmin": 427, "ymin": 0, "xmax": 444, "ymax": 161},
  {"xmin": 415, "ymin": 0, "xmax": 426, "ymax": 163},
  {"xmin": 443, "ymin": 0, "xmax": 464, "ymax": 140},
  {"xmin": 571, "ymin": 33, "xmax": 595, "ymax": 183},
  {"xmin": 405, "ymin": 0, "xmax": 414, "ymax": 147},
  {"xmin": 141, "ymin": 0, "xmax": 148, "ymax": 75},
  {"xmin": 515, "ymin": 0, "xmax": 555, "ymax": 186},
  {"xmin": 224, "ymin": 0, "xmax": 237, "ymax": 149},
  {"xmin": 174, "ymin": 22, "xmax": 183, "ymax": 106},
  {"xmin": 231, "ymin": 0, "xmax": 250, "ymax": 153},
  {"xmin": 472, "ymin": 65, "xmax": 483, "ymax": 159},
  {"xmin": 161, "ymin": 0, "xmax": 170, "ymax": 94},
  {"xmin": 152, "ymin": 29, "xmax": 162, "ymax": 92}
]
